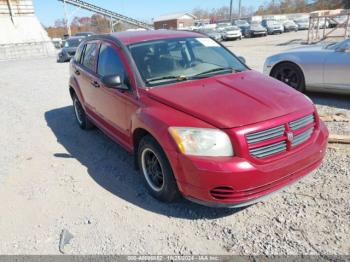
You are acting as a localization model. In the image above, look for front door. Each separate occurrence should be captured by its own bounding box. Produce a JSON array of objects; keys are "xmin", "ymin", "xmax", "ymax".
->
[
  {"xmin": 92, "ymin": 42, "xmax": 132, "ymax": 145},
  {"xmin": 324, "ymin": 43, "xmax": 350, "ymax": 92}
]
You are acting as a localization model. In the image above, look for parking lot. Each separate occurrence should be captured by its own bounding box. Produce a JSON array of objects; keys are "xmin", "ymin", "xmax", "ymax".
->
[{"xmin": 0, "ymin": 30, "xmax": 349, "ymax": 255}]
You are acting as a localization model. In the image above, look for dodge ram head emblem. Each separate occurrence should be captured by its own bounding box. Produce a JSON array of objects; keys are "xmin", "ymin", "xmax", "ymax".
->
[{"xmin": 287, "ymin": 132, "xmax": 294, "ymax": 142}]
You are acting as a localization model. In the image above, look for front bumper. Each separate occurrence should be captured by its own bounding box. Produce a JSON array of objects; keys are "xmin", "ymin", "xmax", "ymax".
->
[
  {"xmin": 224, "ymin": 33, "xmax": 242, "ymax": 39},
  {"xmin": 252, "ymin": 31, "xmax": 267, "ymax": 35},
  {"xmin": 173, "ymin": 121, "xmax": 328, "ymax": 208}
]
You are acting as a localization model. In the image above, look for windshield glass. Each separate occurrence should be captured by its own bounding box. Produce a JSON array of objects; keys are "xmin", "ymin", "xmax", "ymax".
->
[
  {"xmin": 235, "ymin": 20, "xmax": 248, "ymax": 26},
  {"xmin": 64, "ymin": 38, "xmax": 82, "ymax": 48},
  {"xmin": 267, "ymin": 20, "xmax": 279, "ymax": 26},
  {"xmin": 224, "ymin": 26, "xmax": 239, "ymax": 31},
  {"xmin": 129, "ymin": 37, "xmax": 247, "ymax": 87},
  {"xmin": 325, "ymin": 38, "xmax": 350, "ymax": 50}
]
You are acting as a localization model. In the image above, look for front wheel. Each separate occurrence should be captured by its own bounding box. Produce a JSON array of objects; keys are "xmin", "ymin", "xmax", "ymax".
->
[
  {"xmin": 271, "ymin": 63, "xmax": 305, "ymax": 92},
  {"xmin": 138, "ymin": 135, "xmax": 180, "ymax": 202}
]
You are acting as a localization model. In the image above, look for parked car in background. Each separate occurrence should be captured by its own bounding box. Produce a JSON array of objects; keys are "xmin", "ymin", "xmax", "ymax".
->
[
  {"xmin": 294, "ymin": 18, "xmax": 310, "ymax": 30},
  {"xmin": 75, "ymin": 32, "xmax": 95, "ymax": 37},
  {"xmin": 52, "ymin": 37, "xmax": 63, "ymax": 49},
  {"xmin": 262, "ymin": 20, "xmax": 284, "ymax": 34},
  {"xmin": 221, "ymin": 26, "xmax": 242, "ymax": 41},
  {"xmin": 283, "ymin": 20, "xmax": 298, "ymax": 32},
  {"xmin": 198, "ymin": 28, "xmax": 222, "ymax": 42},
  {"xmin": 264, "ymin": 37, "xmax": 350, "ymax": 94},
  {"xmin": 329, "ymin": 15, "xmax": 348, "ymax": 28},
  {"xmin": 246, "ymin": 22, "xmax": 267, "ymax": 37},
  {"xmin": 57, "ymin": 36, "xmax": 85, "ymax": 62},
  {"xmin": 69, "ymin": 30, "xmax": 328, "ymax": 207},
  {"xmin": 233, "ymin": 19, "xmax": 250, "ymax": 36}
]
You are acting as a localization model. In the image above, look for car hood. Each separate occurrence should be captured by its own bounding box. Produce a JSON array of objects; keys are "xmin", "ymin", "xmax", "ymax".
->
[
  {"xmin": 146, "ymin": 70, "xmax": 312, "ymax": 128},
  {"xmin": 62, "ymin": 47, "xmax": 77, "ymax": 53},
  {"xmin": 286, "ymin": 45, "xmax": 326, "ymax": 53},
  {"xmin": 226, "ymin": 30, "xmax": 240, "ymax": 34},
  {"xmin": 250, "ymin": 25, "xmax": 266, "ymax": 31}
]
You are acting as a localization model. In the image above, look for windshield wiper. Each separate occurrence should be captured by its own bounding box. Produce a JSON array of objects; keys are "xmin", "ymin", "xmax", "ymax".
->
[
  {"xmin": 145, "ymin": 75, "xmax": 187, "ymax": 84},
  {"xmin": 191, "ymin": 67, "xmax": 236, "ymax": 79}
]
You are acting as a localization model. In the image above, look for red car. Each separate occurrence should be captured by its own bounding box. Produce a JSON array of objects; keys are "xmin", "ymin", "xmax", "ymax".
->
[{"xmin": 69, "ymin": 30, "xmax": 328, "ymax": 208}]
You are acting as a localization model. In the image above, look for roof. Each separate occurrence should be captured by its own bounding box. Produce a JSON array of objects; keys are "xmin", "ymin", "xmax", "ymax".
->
[
  {"xmin": 109, "ymin": 30, "xmax": 203, "ymax": 45},
  {"xmin": 153, "ymin": 12, "xmax": 196, "ymax": 22}
]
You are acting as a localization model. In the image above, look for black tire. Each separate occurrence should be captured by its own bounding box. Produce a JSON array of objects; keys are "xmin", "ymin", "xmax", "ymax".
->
[
  {"xmin": 138, "ymin": 135, "xmax": 180, "ymax": 203},
  {"xmin": 72, "ymin": 95, "xmax": 94, "ymax": 129},
  {"xmin": 271, "ymin": 62, "xmax": 305, "ymax": 92}
]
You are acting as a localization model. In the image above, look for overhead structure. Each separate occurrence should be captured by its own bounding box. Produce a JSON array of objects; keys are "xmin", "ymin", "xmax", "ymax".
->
[
  {"xmin": 0, "ymin": 0, "xmax": 55, "ymax": 60},
  {"xmin": 57, "ymin": 0, "xmax": 154, "ymax": 32},
  {"xmin": 307, "ymin": 9, "xmax": 350, "ymax": 44}
]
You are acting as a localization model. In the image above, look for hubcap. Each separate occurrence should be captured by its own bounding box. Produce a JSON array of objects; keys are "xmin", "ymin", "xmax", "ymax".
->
[
  {"xmin": 141, "ymin": 148, "xmax": 164, "ymax": 192},
  {"xmin": 274, "ymin": 66, "xmax": 300, "ymax": 89},
  {"xmin": 73, "ymin": 98, "xmax": 84, "ymax": 125}
]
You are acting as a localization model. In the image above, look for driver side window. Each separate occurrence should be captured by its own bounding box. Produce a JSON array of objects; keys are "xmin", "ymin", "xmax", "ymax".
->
[{"xmin": 97, "ymin": 43, "xmax": 126, "ymax": 77}]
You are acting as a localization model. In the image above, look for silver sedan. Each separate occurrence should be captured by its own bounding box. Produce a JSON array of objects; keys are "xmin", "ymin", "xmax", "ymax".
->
[{"xmin": 263, "ymin": 38, "xmax": 350, "ymax": 94}]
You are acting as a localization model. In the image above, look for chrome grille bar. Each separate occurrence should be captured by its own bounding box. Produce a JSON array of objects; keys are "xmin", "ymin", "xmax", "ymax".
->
[
  {"xmin": 246, "ymin": 125, "xmax": 285, "ymax": 144},
  {"xmin": 250, "ymin": 141, "xmax": 287, "ymax": 158},
  {"xmin": 289, "ymin": 115, "xmax": 314, "ymax": 131},
  {"xmin": 292, "ymin": 128, "xmax": 314, "ymax": 147}
]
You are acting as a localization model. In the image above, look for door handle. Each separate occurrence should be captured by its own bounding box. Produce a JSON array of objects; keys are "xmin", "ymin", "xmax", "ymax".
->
[
  {"xmin": 91, "ymin": 81, "xmax": 100, "ymax": 88},
  {"xmin": 74, "ymin": 69, "xmax": 80, "ymax": 75}
]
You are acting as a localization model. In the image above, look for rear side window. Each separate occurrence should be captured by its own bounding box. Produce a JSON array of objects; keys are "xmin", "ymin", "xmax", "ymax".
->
[
  {"xmin": 97, "ymin": 44, "xmax": 125, "ymax": 77},
  {"xmin": 74, "ymin": 44, "xmax": 85, "ymax": 63},
  {"xmin": 82, "ymin": 43, "xmax": 98, "ymax": 71}
]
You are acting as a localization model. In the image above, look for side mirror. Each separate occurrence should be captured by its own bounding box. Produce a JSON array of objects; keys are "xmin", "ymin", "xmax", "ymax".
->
[
  {"xmin": 101, "ymin": 75, "xmax": 128, "ymax": 90},
  {"xmin": 238, "ymin": 56, "xmax": 246, "ymax": 64}
]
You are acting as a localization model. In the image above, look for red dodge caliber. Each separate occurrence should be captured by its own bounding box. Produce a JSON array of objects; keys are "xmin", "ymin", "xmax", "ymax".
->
[{"xmin": 69, "ymin": 30, "xmax": 328, "ymax": 207}]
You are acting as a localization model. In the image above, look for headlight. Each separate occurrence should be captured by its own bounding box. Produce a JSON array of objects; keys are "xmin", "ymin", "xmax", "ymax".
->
[{"xmin": 168, "ymin": 127, "xmax": 234, "ymax": 157}]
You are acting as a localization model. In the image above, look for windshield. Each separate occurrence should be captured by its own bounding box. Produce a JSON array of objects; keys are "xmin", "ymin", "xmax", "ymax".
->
[
  {"xmin": 267, "ymin": 20, "xmax": 279, "ymax": 26},
  {"xmin": 129, "ymin": 37, "xmax": 247, "ymax": 87},
  {"xmin": 224, "ymin": 26, "xmax": 239, "ymax": 31},
  {"xmin": 64, "ymin": 38, "xmax": 82, "ymax": 48},
  {"xmin": 235, "ymin": 20, "xmax": 248, "ymax": 26},
  {"xmin": 325, "ymin": 38, "xmax": 350, "ymax": 50}
]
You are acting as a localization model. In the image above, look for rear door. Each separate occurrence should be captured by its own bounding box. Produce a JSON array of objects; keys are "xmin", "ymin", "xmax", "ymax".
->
[
  {"xmin": 324, "ymin": 42, "xmax": 350, "ymax": 92},
  {"xmin": 78, "ymin": 41, "xmax": 100, "ymax": 114}
]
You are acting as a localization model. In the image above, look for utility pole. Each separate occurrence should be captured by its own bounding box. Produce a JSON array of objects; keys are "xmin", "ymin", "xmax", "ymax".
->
[
  {"xmin": 229, "ymin": 0, "xmax": 233, "ymax": 23},
  {"xmin": 238, "ymin": 0, "xmax": 242, "ymax": 18},
  {"xmin": 63, "ymin": 0, "xmax": 71, "ymax": 36}
]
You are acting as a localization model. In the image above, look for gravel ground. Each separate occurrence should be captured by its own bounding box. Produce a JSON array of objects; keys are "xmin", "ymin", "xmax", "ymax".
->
[{"xmin": 0, "ymin": 30, "xmax": 349, "ymax": 255}]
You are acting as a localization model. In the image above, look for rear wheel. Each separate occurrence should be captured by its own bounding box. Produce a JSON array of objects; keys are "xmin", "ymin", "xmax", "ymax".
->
[
  {"xmin": 138, "ymin": 135, "xmax": 180, "ymax": 202},
  {"xmin": 271, "ymin": 62, "xmax": 305, "ymax": 92},
  {"xmin": 72, "ymin": 95, "xmax": 94, "ymax": 129}
]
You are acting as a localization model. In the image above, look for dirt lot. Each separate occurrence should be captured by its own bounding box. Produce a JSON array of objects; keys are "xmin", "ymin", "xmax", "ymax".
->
[{"xmin": 0, "ymin": 30, "xmax": 349, "ymax": 255}]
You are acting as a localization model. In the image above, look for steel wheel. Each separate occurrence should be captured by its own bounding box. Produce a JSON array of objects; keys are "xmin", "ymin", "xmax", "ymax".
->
[
  {"xmin": 271, "ymin": 63, "xmax": 305, "ymax": 92},
  {"xmin": 141, "ymin": 148, "xmax": 164, "ymax": 192},
  {"xmin": 137, "ymin": 135, "xmax": 180, "ymax": 202}
]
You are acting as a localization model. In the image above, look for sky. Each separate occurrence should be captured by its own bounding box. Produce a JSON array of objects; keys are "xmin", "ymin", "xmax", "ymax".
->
[{"xmin": 32, "ymin": 0, "xmax": 266, "ymax": 26}]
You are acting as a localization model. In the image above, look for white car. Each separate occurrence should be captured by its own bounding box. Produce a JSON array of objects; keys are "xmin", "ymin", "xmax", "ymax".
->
[{"xmin": 222, "ymin": 26, "xmax": 242, "ymax": 41}]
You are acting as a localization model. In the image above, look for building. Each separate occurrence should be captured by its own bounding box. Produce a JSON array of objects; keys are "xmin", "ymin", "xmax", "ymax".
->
[
  {"xmin": 153, "ymin": 12, "xmax": 196, "ymax": 30},
  {"xmin": 0, "ymin": 0, "xmax": 55, "ymax": 61}
]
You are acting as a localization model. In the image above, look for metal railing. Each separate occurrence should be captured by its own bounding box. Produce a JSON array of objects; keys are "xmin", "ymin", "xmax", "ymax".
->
[{"xmin": 57, "ymin": 0, "xmax": 153, "ymax": 30}]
